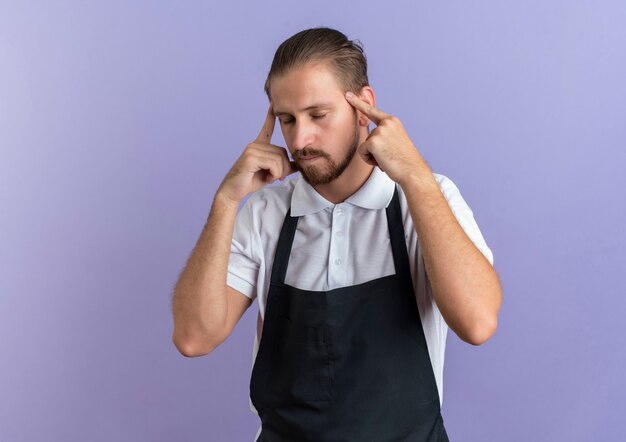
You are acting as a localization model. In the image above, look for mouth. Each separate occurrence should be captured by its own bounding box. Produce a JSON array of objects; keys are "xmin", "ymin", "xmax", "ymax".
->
[{"xmin": 299, "ymin": 156, "xmax": 321, "ymax": 163}]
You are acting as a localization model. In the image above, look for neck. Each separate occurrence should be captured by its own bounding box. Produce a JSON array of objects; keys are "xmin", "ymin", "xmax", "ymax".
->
[{"xmin": 312, "ymin": 159, "xmax": 375, "ymax": 204}]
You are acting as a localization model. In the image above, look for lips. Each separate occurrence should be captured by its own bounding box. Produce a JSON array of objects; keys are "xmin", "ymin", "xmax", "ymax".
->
[{"xmin": 300, "ymin": 156, "xmax": 320, "ymax": 162}]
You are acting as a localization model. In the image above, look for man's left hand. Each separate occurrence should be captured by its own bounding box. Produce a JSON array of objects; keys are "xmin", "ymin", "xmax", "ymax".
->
[{"xmin": 345, "ymin": 91, "xmax": 429, "ymax": 186}]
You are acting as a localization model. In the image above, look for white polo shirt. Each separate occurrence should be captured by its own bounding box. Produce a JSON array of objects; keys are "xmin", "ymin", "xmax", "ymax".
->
[{"xmin": 226, "ymin": 166, "xmax": 494, "ymax": 435}]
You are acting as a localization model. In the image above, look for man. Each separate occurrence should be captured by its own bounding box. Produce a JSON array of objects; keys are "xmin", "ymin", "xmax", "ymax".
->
[{"xmin": 172, "ymin": 27, "xmax": 502, "ymax": 441}]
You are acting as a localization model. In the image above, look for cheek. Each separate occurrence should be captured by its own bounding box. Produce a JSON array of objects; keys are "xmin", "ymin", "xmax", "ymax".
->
[
  {"xmin": 331, "ymin": 113, "xmax": 358, "ymax": 137},
  {"xmin": 326, "ymin": 113, "xmax": 352, "ymax": 131}
]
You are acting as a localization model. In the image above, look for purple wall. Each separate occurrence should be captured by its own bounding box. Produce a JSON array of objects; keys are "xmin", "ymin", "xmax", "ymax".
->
[{"xmin": 1, "ymin": 1, "xmax": 624, "ymax": 441}]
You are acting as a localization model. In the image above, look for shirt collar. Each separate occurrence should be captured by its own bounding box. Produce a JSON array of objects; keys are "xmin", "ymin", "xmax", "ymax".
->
[{"xmin": 290, "ymin": 166, "xmax": 396, "ymax": 216}]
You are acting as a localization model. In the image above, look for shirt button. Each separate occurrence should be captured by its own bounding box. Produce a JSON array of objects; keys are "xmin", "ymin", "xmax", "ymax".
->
[
  {"xmin": 336, "ymin": 207, "xmax": 343, "ymax": 214},
  {"xmin": 335, "ymin": 259, "xmax": 341, "ymax": 265},
  {"xmin": 336, "ymin": 230, "xmax": 343, "ymax": 237}
]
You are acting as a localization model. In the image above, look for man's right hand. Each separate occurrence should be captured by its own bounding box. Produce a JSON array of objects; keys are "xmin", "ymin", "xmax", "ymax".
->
[{"xmin": 217, "ymin": 102, "xmax": 298, "ymax": 204}]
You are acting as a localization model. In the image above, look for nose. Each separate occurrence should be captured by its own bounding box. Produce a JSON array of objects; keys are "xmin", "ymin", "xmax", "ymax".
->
[{"xmin": 290, "ymin": 119, "xmax": 317, "ymax": 152}]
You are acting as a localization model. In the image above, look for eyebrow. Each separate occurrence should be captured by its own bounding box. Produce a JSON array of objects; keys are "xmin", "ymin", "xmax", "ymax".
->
[{"xmin": 273, "ymin": 103, "xmax": 334, "ymax": 117}]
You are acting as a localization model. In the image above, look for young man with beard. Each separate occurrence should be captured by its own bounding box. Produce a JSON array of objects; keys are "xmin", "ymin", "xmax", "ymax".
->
[{"xmin": 172, "ymin": 27, "xmax": 502, "ymax": 441}]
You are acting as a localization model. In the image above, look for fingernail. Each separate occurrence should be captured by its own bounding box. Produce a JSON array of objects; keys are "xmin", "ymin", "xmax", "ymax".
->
[{"xmin": 346, "ymin": 91, "xmax": 354, "ymax": 99}]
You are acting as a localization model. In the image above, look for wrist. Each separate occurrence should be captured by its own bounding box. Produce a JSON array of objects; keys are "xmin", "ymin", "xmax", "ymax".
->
[
  {"xmin": 399, "ymin": 164, "xmax": 438, "ymax": 194},
  {"xmin": 213, "ymin": 188, "xmax": 241, "ymax": 211}
]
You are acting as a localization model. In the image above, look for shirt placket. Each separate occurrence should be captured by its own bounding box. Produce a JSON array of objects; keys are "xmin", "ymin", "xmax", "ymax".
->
[{"xmin": 328, "ymin": 204, "xmax": 348, "ymax": 289}]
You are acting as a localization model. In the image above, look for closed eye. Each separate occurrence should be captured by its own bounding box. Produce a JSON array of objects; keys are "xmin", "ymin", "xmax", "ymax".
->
[{"xmin": 282, "ymin": 114, "xmax": 327, "ymax": 125}]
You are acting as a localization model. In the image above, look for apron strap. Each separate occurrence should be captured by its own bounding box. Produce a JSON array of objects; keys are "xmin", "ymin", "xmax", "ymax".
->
[
  {"xmin": 270, "ymin": 205, "xmax": 299, "ymax": 285},
  {"xmin": 386, "ymin": 183, "xmax": 412, "ymax": 278}
]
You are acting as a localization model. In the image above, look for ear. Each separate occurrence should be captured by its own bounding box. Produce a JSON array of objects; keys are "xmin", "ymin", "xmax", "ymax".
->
[{"xmin": 355, "ymin": 86, "xmax": 376, "ymax": 126}]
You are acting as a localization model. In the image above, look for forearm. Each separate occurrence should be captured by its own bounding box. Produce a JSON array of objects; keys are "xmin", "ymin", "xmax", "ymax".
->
[
  {"xmin": 172, "ymin": 190, "xmax": 240, "ymax": 354},
  {"xmin": 399, "ymin": 167, "xmax": 502, "ymax": 345}
]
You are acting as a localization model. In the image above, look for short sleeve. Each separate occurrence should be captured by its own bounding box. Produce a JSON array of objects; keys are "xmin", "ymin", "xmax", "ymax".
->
[
  {"xmin": 437, "ymin": 175, "xmax": 494, "ymax": 266},
  {"xmin": 226, "ymin": 199, "xmax": 261, "ymax": 300}
]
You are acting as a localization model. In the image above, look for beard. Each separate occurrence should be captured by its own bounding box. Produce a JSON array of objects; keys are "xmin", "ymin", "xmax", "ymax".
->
[{"xmin": 295, "ymin": 113, "xmax": 361, "ymax": 186}]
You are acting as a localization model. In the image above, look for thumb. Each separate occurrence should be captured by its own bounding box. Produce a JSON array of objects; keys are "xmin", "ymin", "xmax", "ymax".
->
[{"xmin": 363, "ymin": 152, "xmax": 378, "ymax": 167}]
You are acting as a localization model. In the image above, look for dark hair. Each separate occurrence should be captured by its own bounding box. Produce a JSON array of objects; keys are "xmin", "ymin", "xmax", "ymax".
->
[{"xmin": 264, "ymin": 27, "xmax": 369, "ymax": 101}]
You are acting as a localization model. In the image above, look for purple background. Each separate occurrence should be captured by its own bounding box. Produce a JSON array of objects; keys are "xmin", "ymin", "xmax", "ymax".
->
[{"xmin": 1, "ymin": 1, "xmax": 624, "ymax": 441}]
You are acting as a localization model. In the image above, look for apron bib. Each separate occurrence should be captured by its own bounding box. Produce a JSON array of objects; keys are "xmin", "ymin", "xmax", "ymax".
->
[{"xmin": 250, "ymin": 184, "xmax": 450, "ymax": 441}]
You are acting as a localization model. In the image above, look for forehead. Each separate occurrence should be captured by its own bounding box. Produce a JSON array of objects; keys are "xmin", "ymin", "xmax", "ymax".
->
[{"xmin": 271, "ymin": 61, "xmax": 343, "ymax": 115}]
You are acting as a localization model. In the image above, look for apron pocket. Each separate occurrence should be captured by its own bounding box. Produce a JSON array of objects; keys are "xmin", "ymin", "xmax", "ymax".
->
[{"xmin": 268, "ymin": 314, "xmax": 333, "ymax": 402}]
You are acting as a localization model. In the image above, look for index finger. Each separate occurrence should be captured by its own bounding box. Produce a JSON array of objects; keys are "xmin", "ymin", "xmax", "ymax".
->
[
  {"xmin": 345, "ymin": 91, "xmax": 389, "ymax": 126},
  {"xmin": 256, "ymin": 102, "xmax": 276, "ymax": 143}
]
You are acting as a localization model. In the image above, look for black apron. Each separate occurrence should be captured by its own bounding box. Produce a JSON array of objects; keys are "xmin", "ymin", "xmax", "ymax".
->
[{"xmin": 250, "ymin": 184, "xmax": 450, "ymax": 442}]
